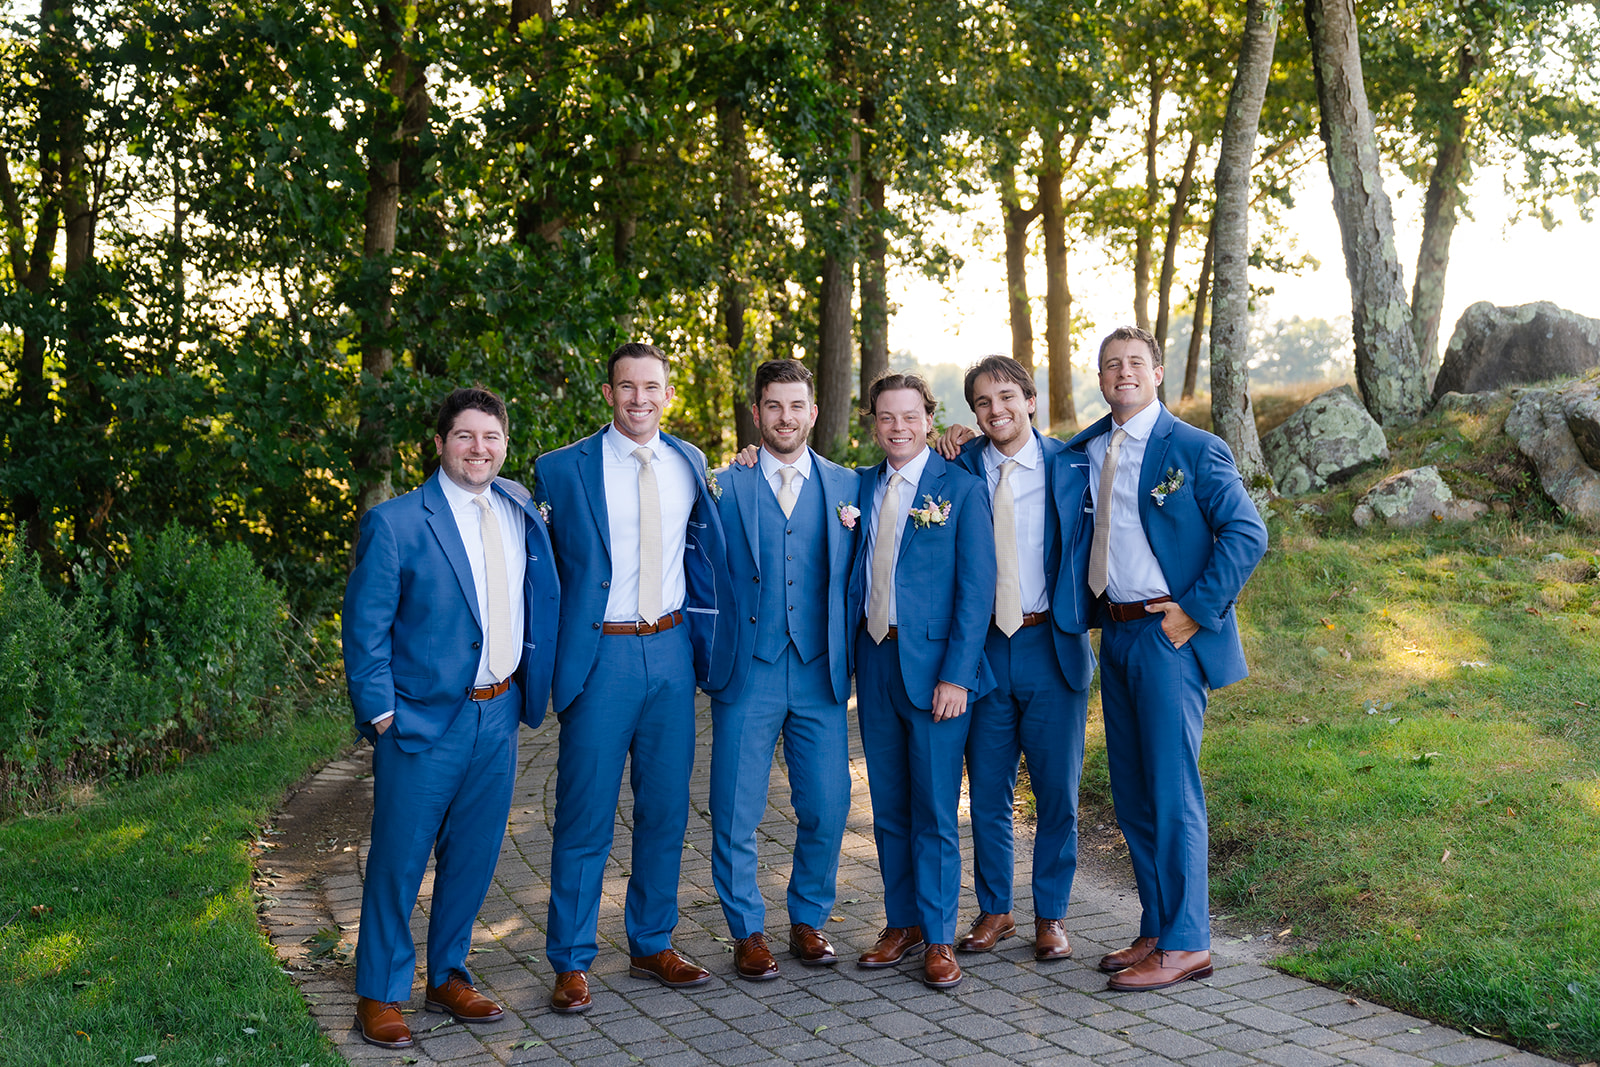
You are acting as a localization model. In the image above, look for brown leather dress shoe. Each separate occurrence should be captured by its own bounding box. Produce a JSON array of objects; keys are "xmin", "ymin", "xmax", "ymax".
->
[
  {"xmin": 354, "ymin": 997, "xmax": 414, "ymax": 1049},
  {"xmin": 629, "ymin": 948, "xmax": 712, "ymax": 988},
  {"xmin": 921, "ymin": 944, "xmax": 963, "ymax": 989},
  {"xmin": 956, "ymin": 911, "xmax": 1016, "ymax": 952},
  {"xmin": 550, "ymin": 970, "xmax": 592, "ymax": 1014},
  {"xmin": 734, "ymin": 932, "xmax": 780, "ymax": 981},
  {"xmin": 1106, "ymin": 948, "xmax": 1214, "ymax": 991},
  {"xmin": 788, "ymin": 923, "xmax": 838, "ymax": 966},
  {"xmin": 424, "ymin": 975, "xmax": 505, "ymax": 1022},
  {"xmin": 1033, "ymin": 918, "xmax": 1072, "ymax": 961},
  {"xmin": 857, "ymin": 926, "xmax": 926, "ymax": 968},
  {"xmin": 1098, "ymin": 935, "xmax": 1159, "ymax": 973}
]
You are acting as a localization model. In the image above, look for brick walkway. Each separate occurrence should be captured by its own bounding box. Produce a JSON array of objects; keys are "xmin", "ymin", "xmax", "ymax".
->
[{"xmin": 263, "ymin": 698, "xmax": 1566, "ymax": 1066}]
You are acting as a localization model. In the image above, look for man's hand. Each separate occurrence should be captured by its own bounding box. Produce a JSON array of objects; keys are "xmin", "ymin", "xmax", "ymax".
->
[
  {"xmin": 375, "ymin": 717, "xmax": 392, "ymax": 736},
  {"xmin": 930, "ymin": 680, "xmax": 970, "ymax": 722},
  {"xmin": 733, "ymin": 444, "xmax": 760, "ymax": 467},
  {"xmin": 1148, "ymin": 599, "xmax": 1200, "ymax": 648},
  {"xmin": 934, "ymin": 424, "xmax": 977, "ymax": 460}
]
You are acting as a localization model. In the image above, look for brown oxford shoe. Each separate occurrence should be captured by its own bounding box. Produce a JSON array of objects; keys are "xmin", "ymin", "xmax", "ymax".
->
[
  {"xmin": 549, "ymin": 970, "xmax": 592, "ymax": 1013},
  {"xmin": 921, "ymin": 944, "xmax": 963, "ymax": 989},
  {"xmin": 1106, "ymin": 948, "xmax": 1214, "ymax": 991},
  {"xmin": 424, "ymin": 975, "xmax": 505, "ymax": 1022},
  {"xmin": 629, "ymin": 948, "xmax": 712, "ymax": 988},
  {"xmin": 788, "ymin": 923, "xmax": 838, "ymax": 966},
  {"xmin": 734, "ymin": 932, "xmax": 780, "ymax": 981},
  {"xmin": 857, "ymin": 926, "xmax": 926, "ymax": 968},
  {"xmin": 354, "ymin": 997, "xmax": 414, "ymax": 1049},
  {"xmin": 1098, "ymin": 935, "xmax": 1159, "ymax": 973},
  {"xmin": 1033, "ymin": 918, "xmax": 1072, "ymax": 961},
  {"xmin": 956, "ymin": 911, "xmax": 1016, "ymax": 953}
]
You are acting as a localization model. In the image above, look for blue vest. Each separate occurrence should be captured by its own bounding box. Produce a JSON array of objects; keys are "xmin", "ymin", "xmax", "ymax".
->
[{"xmin": 754, "ymin": 471, "xmax": 829, "ymax": 665}]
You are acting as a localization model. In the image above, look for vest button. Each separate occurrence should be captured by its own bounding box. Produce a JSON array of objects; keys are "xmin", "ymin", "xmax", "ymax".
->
[
  {"xmin": 472, "ymin": 641, "xmax": 482, "ymax": 649},
  {"xmin": 602, "ymin": 580, "xmax": 610, "ymax": 588},
  {"xmin": 749, "ymin": 616, "xmax": 757, "ymax": 623}
]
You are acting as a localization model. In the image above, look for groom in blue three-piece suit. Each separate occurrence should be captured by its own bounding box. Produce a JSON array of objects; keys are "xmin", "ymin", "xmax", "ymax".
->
[
  {"xmin": 343, "ymin": 388, "xmax": 560, "ymax": 1050},
  {"xmin": 704, "ymin": 359, "xmax": 860, "ymax": 980},
  {"xmin": 1064, "ymin": 326, "xmax": 1267, "ymax": 992},
  {"xmin": 849, "ymin": 371, "xmax": 996, "ymax": 991},
  {"xmin": 533, "ymin": 343, "xmax": 736, "ymax": 1015}
]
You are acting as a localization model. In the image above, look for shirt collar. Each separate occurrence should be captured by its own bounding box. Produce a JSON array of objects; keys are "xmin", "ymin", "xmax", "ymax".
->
[
  {"xmin": 759, "ymin": 446, "xmax": 814, "ymax": 481},
  {"xmin": 437, "ymin": 467, "xmax": 493, "ymax": 512},
  {"xmin": 983, "ymin": 431, "xmax": 1041, "ymax": 475},
  {"xmin": 884, "ymin": 445, "xmax": 932, "ymax": 488},
  {"xmin": 1111, "ymin": 401, "xmax": 1163, "ymax": 442},
  {"xmin": 605, "ymin": 423, "xmax": 663, "ymax": 461}
]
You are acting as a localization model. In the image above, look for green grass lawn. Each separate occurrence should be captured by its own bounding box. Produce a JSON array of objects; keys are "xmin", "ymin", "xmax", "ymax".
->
[{"xmin": 0, "ymin": 700, "xmax": 353, "ymax": 1067}]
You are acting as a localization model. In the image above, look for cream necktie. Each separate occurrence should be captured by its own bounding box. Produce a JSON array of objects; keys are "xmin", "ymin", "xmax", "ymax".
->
[
  {"xmin": 633, "ymin": 446, "xmax": 663, "ymax": 624},
  {"xmin": 993, "ymin": 459, "xmax": 1023, "ymax": 636},
  {"xmin": 777, "ymin": 466, "xmax": 799, "ymax": 518},
  {"xmin": 473, "ymin": 495, "xmax": 516, "ymax": 681},
  {"xmin": 866, "ymin": 472, "xmax": 905, "ymax": 644},
  {"xmin": 1088, "ymin": 428, "xmax": 1127, "ymax": 599}
]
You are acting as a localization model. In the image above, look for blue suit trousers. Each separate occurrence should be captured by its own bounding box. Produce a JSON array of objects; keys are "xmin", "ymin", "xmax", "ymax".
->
[
  {"xmin": 545, "ymin": 626, "xmax": 697, "ymax": 972},
  {"xmin": 966, "ymin": 622, "xmax": 1089, "ymax": 919},
  {"xmin": 358, "ymin": 685, "xmax": 520, "ymax": 1001},
  {"xmin": 709, "ymin": 645, "xmax": 850, "ymax": 938},
  {"xmin": 1100, "ymin": 614, "xmax": 1211, "ymax": 950}
]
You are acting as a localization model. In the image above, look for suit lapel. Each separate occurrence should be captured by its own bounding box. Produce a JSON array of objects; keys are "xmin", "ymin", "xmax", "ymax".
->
[
  {"xmin": 424, "ymin": 472, "xmax": 483, "ymax": 629},
  {"xmin": 735, "ymin": 461, "xmax": 762, "ymax": 564},
  {"xmin": 901, "ymin": 451, "xmax": 946, "ymax": 563},
  {"xmin": 1139, "ymin": 408, "xmax": 1176, "ymax": 525},
  {"xmin": 577, "ymin": 428, "xmax": 612, "ymax": 562},
  {"xmin": 815, "ymin": 451, "xmax": 852, "ymax": 580}
]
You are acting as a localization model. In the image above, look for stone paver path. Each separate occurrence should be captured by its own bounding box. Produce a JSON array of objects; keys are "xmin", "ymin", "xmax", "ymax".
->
[{"xmin": 263, "ymin": 698, "xmax": 1568, "ymax": 1066}]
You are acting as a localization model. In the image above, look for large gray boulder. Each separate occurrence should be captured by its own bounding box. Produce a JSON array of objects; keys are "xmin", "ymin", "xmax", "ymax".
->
[
  {"xmin": 1260, "ymin": 384, "xmax": 1389, "ymax": 496},
  {"xmin": 1433, "ymin": 301, "xmax": 1600, "ymax": 400},
  {"xmin": 1352, "ymin": 466, "xmax": 1488, "ymax": 529},
  {"xmin": 1504, "ymin": 377, "xmax": 1600, "ymax": 525}
]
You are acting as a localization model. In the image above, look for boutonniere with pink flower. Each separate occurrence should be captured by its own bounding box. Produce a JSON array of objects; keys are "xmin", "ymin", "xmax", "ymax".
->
[
  {"xmin": 908, "ymin": 494, "xmax": 952, "ymax": 528},
  {"xmin": 1151, "ymin": 468, "xmax": 1186, "ymax": 507},
  {"xmin": 707, "ymin": 472, "xmax": 723, "ymax": 500},
  {"xmin": 836, "ymin": 502, "xmax": 861, "ymax": 529},
  {"xmin": 536, "ymin": 501, "xmax": 552, "ymax": 526}
]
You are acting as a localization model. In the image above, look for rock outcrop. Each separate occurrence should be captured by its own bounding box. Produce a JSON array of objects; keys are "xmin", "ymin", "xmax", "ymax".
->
[
  {"xmin": 1352, "ymin": 466, "xmax": 1487, "ymax": 528},
  {"xmin": 1433, "ymin": 301, "xmax": 1600, "ymax": 401},
  {"xmin": 1261, "ymin": 385, "xmax": 1389, "ymax": 496},
  {"xmin": 1504, "ymin": 377, "xmax": 1600, "ymax": 525}
]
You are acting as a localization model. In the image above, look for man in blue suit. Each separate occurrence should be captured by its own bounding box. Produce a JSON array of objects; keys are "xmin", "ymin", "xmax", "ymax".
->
[
  {"xmin": 705, "ymin": 359, "xmax": 859, "ymax": 980},
  {"xmin": 850, "ymin": 371, "xmax": 995, "ymax": 991},
  {"xmin": 533, "ymin": 342, "xmax": 736, "ymax": 1014},
  {"xmin": 343, "ymin": 387, "xmax": 560, "ymax": 1049},
  {"xmin": 936, "ymin": 356, "xmax": 1094, "ymax": 963},
  {"xmin": 1064, "ymin": 326, "xmax": 1268, "ymax": 991}
]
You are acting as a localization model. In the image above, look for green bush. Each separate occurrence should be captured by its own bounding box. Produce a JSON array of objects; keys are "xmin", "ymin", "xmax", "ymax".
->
[{"xmin": 0, "ymin": 525, "xmax": 298, "ymax": 812}]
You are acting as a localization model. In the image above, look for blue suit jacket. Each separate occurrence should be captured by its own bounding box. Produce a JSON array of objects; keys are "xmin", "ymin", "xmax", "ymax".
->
[
  {"xmin": 705, "ymin": 450, "xmax": 860, "ymax": 707},
  {"xmin": 533, "ymin": 426, "xmax": 737, "ymax": 713},
  {"xmin": 343, "ymin": 471, "xmax": 560, "ymax": 752},
  {"xmin": 954, "ymin": 429, "xmax": 1095, "ymax": 692},
  {"xmin": 1064, "ymin": 406, "xmax": 1268, "ymax": 690},
  {"xmin": 848, "ymin": 450, "xmax": 997, "ymax": 707}
]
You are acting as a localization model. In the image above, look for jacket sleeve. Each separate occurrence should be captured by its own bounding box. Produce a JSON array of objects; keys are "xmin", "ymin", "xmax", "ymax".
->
[
  {"xmin": 1175, "ymin": 437, "xmax": 1269, "ymax": 633},
  {"xmin": 342, "ymin": 507, "xmax": 400, "ymax": 733},
  {"xmin": 939, "ymin": 476, "xmax": 997, "ymax": 691}
]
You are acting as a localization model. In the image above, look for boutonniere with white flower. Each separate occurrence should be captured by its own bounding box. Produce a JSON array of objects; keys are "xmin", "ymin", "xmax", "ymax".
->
[
  {"xmin": 837, "ymin": 502, "xmax": 861, "ymax": 530},
  {"xmin": 908, "ymin": 494, "xmax": 952, "ymax": 528},
  {"xmin": 536, "ymin": 501, "xmax": 553, "ymax": 526},
  {"xmin": 1151, "ymin": 468, "xmax": 1186, "ymax": 506},
  {"xmin": 707, "ymin": 472, "xmax": 723, "ymax": 500}
]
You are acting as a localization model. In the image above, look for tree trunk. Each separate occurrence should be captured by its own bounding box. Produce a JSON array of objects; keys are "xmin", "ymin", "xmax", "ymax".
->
[
  {"xmin": 1134, "ymin": 59, "xmax": 1163, "ymax": 333},
  {"xmin": 512, "ymin": 0, "xmax": 563, "ymax": 246},
  {"xmin": 1000, "ymin": 163, "xmax": 1039, "ymax": 376},
  {"xmin": 716, "ymin": 97, "xmax": 757, "ymax": 450},
  {"xmin": 1040, "ymin": 124, "xmax": 1075, "ymax": 434},
  {"xmin": 1155, "ymin": 132, "xmax": 1201, "ymax": 403},
  {"xmin": 858, "ymin": 97, "xmax": 889, "ymax": 409},
  {"xmin": 1410, "ymin": 44, "xmax": 1478, "ymax": 376},
  {"xmin": 1306, "ymin": 0, "xmax": 1428, "ymax": 424},
  {"xmin": 1183, "ymin": 217, "xmax": 1215, "ymax": 401},
  {"xmin": 1210, "ymin": 0, "xmax": 1276, "ymax": 497}
]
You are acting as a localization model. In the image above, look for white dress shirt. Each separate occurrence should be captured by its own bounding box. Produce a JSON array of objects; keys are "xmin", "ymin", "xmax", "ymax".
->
[
  {"xmin": 601, "ymin": 424, "xmax": 696, "ymax": 621},
  {"xmin": 983, "ymin": 433, "xmax": 1048, "ymax": 614},
  {"xmin": 759, "ymin": 445, "xmax": 815, "ymax": 501},
  {"xmin": 438, "ymin": 471, "xmax": 527, "ymax": 685},
  {"xmin": 864, "ymin": 445, "xmax": 932, "ymax": 627},
  {"xmin": 1087, "ymin": 402, "xmax": 1171, "ymax": 603}
]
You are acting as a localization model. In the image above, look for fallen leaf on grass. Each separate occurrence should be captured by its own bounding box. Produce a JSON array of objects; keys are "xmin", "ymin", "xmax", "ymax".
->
[
  {"xmin": 1548, "ymin": 1023, "xmax": 1562, "ymax": 1030},
  {"xmin": 1276, "ymin": 928, "xmax": 1291, "ymax": 939},
  {"xmin": 1440, "ymin": 850, "xmax": 1451, "ymax": 863},
  {"xmin": 135, "ymin": 1057, "xmax": 157, "ymax": 1064},
  {"xmin": 1288, "ymin": 715, "xmax": 1310, "ymax": 724},
  {"xmin": 1459, "ymin": 660, "xmax": 1487, "ymax": 669},
  {"xmin": 1577, "ymin": 701, "xmax": 1590, "ymax": 708},
  {"xmin": 1354, "ymin": 765, "xmax": 1374, "ymax": 774}
]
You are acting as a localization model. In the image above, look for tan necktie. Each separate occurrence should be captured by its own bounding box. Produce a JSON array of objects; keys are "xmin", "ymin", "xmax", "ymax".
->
[
  {"xmin": 633, "ymin": 446, "xmax": 663, "ymax": 624},
  {"xmin": 866, "ymin": 472, "xmax": 905, "ymax": 644},
  {"xmin": 1088, "ymin": 428, "xmax": 1127, "ymax": 598},
  {"xmin": 777, "ymin": 466, "xmax": 799, "ymax": 518},
  {"xmin": 993, "ymin": 459, "xmax": 1023, "ymax": 636},
  {"xmin": 473, "ymin": 495, "xmax": 516, "ymax": 681}
]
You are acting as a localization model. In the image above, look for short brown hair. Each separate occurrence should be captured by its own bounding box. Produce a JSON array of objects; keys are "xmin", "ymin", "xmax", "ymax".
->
[
  {"xmin": 608, "ymin": 341, "xmax": 672, "ymax": 383},
  {"xmin": 436, "ymin": 387, "xmax": 508, "ymax": 438},
  {"xmin": 861, "ymin": 370, "xmax": 938, "ymax": 419},
  {"xmin": 962, "ymin": 355, "xmax": 1036, "ymax": 410},
  {"xmin": 1097, "ymin": 325, "xmax": 1163, "ymax": 369},
  {"xmin": 752, "ymin": 359, "xmax": 814, "ymax": 405}
]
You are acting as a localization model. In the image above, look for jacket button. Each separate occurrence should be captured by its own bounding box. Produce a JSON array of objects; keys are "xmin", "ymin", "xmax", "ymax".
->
[
  {"xmin": 592, "ymin": 622, "xmax": 601, "ymax": 629},
  {"xmin": 602, "ymin": 580, "xmax": 610, "ymax": 588},
  {"xmin": 472, "ymin": 641, "xmax": 481, "ymax": 649},
  {"xmin": 753, "ymin": 576, "xmax": 760, "ymax": 583}
]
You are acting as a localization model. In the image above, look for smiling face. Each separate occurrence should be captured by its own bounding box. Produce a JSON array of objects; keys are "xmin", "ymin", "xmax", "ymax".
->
[
  {"xmin": 754, "ymin": 380, "xmax": 816, "ymax": 462},
  {"xmin": 970, "ymin": 371, "xmax": 1036, "ymax": 455},
  {"xmin": 1098, "ymin": 338, "xmax": 1165, "ymax": 424},
  {"xmin": 434, "ymin": 407, "xmax": 508, "ymax": 493},
  {"xmin": 872, "ymin": 387, "xmax": 932, "ymax": 469},
  {"xmin": 603, "ymin": 355, "xmax": 675, "ymax": 444}
]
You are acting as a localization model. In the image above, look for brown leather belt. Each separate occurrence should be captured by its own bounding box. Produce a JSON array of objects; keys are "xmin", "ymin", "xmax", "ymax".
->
[
  {"xmin": 602, "ymin": 610, "xmax": 685, "ymax": 636},
  {"xmin": 859, "ymin": 623, "xmax": 899, "ymax": 640},
  {"xmin": 469, "ymin": 678, "xmax": 511, "ymax": 701},
  {"xmin": 1102, "ymin": 595, "xmax": 1172, "ymax": 623},
  {"xmin": 995, "ymin": 611, "xmax": 1049, "ymax": 630}
]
